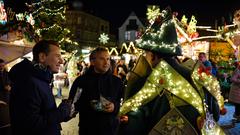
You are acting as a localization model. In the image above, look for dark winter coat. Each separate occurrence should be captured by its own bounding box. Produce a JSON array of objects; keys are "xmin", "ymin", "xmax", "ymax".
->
[
  {"xmin": 9, "ymin": 59, "xmax": 69, "ymax": 135},
  {"xmin": 0, "ymin": 69, "xmax": 11, "ymax": 103},
  {"xmin": 69, "ymin": 67, "xmax": 123, "ymax": 135}
]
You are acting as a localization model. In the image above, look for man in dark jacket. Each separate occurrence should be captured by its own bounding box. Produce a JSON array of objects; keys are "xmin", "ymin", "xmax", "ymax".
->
[
  {"xmin": 9, "ymin": 40, "xmax": 71, "ymax": 135},
  {"xmin": 69, "ymin": 47, "xmax": 123, "ymax": 135},
  {"xmin": 0, "ymin": 59, "xmax": 11, "ymax": 104}
]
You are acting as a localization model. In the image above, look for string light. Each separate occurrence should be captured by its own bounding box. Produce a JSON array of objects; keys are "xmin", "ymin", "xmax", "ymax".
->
[
  {"xmin": 109, "ymin": 47, "xmax": 119, "ymax": 56},
  {"xmin": 119, "ymin": 60, "xmax": 204, "ymax": 116},
  {"xmin": 192, "ymin": 62, "xmax": 225, "ymax": 109},
  {"xmin": 147, "ymin": 5, "xmax": 160, "ymax": 25},
  {"xmin": 136, "ymin": 19, "xmax": 180, "ymax": 54},
  {"xmin": 181, "ymin": 15, "xmax": 188, "ymax": 26}
]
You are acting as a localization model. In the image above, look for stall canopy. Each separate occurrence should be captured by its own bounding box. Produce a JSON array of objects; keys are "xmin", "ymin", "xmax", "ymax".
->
[{"xmin": 0, "ymin": 41, "xmax": 33, "ymax": 63}]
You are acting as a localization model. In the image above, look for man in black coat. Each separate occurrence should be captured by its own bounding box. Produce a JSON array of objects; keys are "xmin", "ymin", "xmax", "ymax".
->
[
  {"xmin": 69, "ymin": 47, "xmax": 123, "ymax": 135},
  {"xmin": 0, "ymin": 59, "xmax": 11, "ymax": 104},
  {"xmin": 9, "ymin": 40, "xmax": 71, "ymax": 135}
]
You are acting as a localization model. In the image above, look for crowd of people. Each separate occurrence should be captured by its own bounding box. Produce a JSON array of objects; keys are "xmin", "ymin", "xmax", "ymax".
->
[{"xmin": 0, "ymin": 7, "xmax": 240, "ymax": 135}]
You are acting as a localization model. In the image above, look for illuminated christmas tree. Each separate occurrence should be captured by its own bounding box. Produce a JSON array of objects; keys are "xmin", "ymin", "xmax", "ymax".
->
[{"xmin": 26, "ymin": 0, "xmax": 78, "ymax": 51}]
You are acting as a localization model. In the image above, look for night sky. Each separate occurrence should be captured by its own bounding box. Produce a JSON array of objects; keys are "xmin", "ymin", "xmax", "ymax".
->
[
  {"xmin": 79, "ymin": 0, "xmax": 240, "ymax": 26},
  {"xmin": 4, "ymin": 0, "xmax": 240, "ymax": 34}
]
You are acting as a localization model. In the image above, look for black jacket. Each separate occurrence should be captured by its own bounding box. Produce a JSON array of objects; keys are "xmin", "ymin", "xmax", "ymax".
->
[
  {"xmin": 9, "ymin": 59, "xmax": 69, "ymax": 135},
  {"xmin": 69, "ymin": 67, "xmax": 123, "ymax": 135},
  {"xmin": 0, "ymin": 69, "xmax": 11, "ymax": 103}
]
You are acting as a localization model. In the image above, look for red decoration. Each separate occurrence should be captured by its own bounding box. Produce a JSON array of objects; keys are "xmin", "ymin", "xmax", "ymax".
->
[
  {"xmin": 155, "ymin": 16, "xmax": 162, "ymax": 23},
  {"xmin": 159, "ymin": 78, "xmax": 164, "ymax": 84},
  {"xmin": 137, "ymin": 31, "xmax": 142, "ymax": 39},
  {"xmin": 220, "ymin": 107, "xmax": 227, "ymax": 115},
  {"xmin": 198, "ymin": 66, "xmax": 211, "ymax": 76},
  {"xmin": 189, "ymin": 32, "xmax": 199, "ymax": 39},
  {"xmin": 197, "ymin": 116, "xmax": 205, "ymax": 130}
]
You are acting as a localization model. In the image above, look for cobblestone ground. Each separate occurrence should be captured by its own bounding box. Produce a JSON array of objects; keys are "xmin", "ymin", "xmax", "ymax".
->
[
  {"xmin": 219, "ymin": 103, "xmax": 240, "ymax": 135},
  {"xmin": 54, "ymin": 87, "xmax": 79, "ymax": 135},
  {"xmin": 54, "ymin": 87, "xmax": 240, "ymax": 135}
]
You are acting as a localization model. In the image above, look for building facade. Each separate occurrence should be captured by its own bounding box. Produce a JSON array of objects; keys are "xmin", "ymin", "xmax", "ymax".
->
[
  {"xmin": 65, "ymin": 10, "xmax": 116, "ymax": 49},
  {"xmin": 118, "ymin": 12, "xmax": 145, "ymax": 46}
]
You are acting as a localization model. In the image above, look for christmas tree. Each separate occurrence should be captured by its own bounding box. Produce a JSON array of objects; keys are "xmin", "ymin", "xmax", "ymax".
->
[{"xmin": 26, "ymin": 0, "xmax": 78, "ymax": 51}]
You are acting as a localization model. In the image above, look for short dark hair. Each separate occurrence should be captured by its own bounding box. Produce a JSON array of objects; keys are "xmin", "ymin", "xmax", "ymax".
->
[
  {"xmin": 32, "ymin": 40, "xmax": 59, "ymax": 62},
  {"xmin": 89, "ymin": 47, "xmax": 108, "ymax": 61}
]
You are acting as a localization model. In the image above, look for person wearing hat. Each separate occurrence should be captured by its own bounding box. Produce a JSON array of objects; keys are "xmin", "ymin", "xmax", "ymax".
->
[{"xmin": 118, "ymin": 7, "xmax": 226, "ymax": 135}]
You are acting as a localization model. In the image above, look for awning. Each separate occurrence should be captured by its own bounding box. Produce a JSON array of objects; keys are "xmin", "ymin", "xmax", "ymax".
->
[{"xmin": 0, "ymin": 41, "xmax": 33, "ymax": 63}]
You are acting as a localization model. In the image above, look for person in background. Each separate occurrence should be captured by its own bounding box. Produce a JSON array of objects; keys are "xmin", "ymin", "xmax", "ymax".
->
[
  {"xmin": 128, "ymin": 56, "xmax": 136, "ymax": 71},
  {"xmin": 0, "ymin": 59, "xmax": 11, "ymax": 135},
  {"xmin": 116, "ymin": 57, "xmax": 128, "ymax": 84},
  {"xmin": 198, "ymin": 52, "xmax": 212, "ymax": 75},
  {"xmin": 0, "ymin": 100, "xmax": 11, "ymax": 135},
  {"xmin": 110, "ymin": 59, "xmax": 118, "ymax": 76},
  {"xmin": 9, "ymin": 40, "xmax": 71, "ymax": 135},
  {"xmin": 68, "ymin": 47, "xmax": 123, "ymax": 135},
  {"xmin": 0, "ymin": 59, "xmax": 11, "ymax": 104},
  {"xmin": 53, "ymin": 64, "xmax": 67, "ymax": 99},
  {"xmin": 209, "ymin": 59, "xmax": 218, "ymax": 77},
  {"xmin": 229, "ymin": 62, "xmax": 240, "ymax": 122}
]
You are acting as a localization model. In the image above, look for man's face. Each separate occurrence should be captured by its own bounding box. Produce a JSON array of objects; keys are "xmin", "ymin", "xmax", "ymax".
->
[
  {"xmin": 198, "ymin": 54, "xmax": 206, "ymax": 62},
  {"xmin": 93, "ymin": 51, "xmax": 110, "ymax": 74},
  {"xmin": 41, "ymin": 45, "xmax": 63, "ymax": 73}
]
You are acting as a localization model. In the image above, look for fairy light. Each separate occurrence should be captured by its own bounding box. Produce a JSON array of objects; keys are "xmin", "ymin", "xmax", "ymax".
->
[
  {"xmin": 109, "ymin": 47, "xmax": 119, "ymax": 56},
  {"xmin": 120, "ymin": 61, "xmax": 225, "ymax": 130},
  {"xmin": 26, "ymin": 13, "xmax": 35, "ymax": 26},
  {"xmin": 16, "ymin": 13, "xmax": 24, "ymax": 21},
  {"xmin": 35, "ymin": 23, "xmax": 62, "ymax": 35},
  {"xmin": 181, "ymin": 15, "xmax": 188, "ymax": 26},
  {"xmin": 119, "ymin": 60, "xmax": 204, "ymax": 116},
  {"xmin": 174, "ymin": 18, "xmax": 192, "ymax": 43},
  {"xmin": 120, "ymin": 43, "xmax": 128, "ymax": 53},
  {"xmin": 32, "ymin": 6, "xmax": 64, "ymax": 16},
  {"xmin": 27, "ymin": 0, "xmax": 66, "ymax": 7},
  {"xmin": 136, "ymin": 19, "xmax": 180, "ymax": 54},
  {"xmin": 191, "ymin": 35, "xmax": 222, "ymax": 42},
  {"xmin": 147, "ymin": 5, "xmax": 160, "ymax": 25},
  {"xmin": 191, "ymin": 62, "xmax": 224, "ymax": 109},
  {"xmin": 127, "ymin": 42, "xmax": 138, "ymax": 53},
  {"xmin": 187, "ymin": 16, "xmax": 197, "ymax": 34}
]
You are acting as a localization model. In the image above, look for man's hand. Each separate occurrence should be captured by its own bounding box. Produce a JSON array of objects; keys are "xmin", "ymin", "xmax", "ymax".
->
[
  {"xmin": 103, "ymin": 102, "xmax": 114, "ymax": 113},
  {"xmin": 4, "ymin": 85, "xmax": 11, "ymax": 91},
  {"xmin": 120, "ymin": 115, "xmax": 129, "ymax": 123}
]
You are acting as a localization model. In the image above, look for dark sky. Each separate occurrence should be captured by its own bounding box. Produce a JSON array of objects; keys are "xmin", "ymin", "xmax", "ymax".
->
[
  {"xmin": 78, "ymin": 0, "xmax": 239, "ymax": 25},
  {"xmin": 72, "ymin": 0, "xmax": 240, "ymax": 34},
  {"xmin": 4, "ymin": 0, "xmax": 240, "ymax": 34}
]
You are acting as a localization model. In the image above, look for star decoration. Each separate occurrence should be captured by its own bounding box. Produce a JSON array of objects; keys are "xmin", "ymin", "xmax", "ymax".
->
[
  {"xmin": 99, "ymin": 33, "xmax": 109, "ymax": 44},
  {"xmin": 181, "ymin": 15, "xmax": 188, "ymax": 26},
  {"xmin": 147, "ymin": 5, "xmax": 160, "ymax": 25}
]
